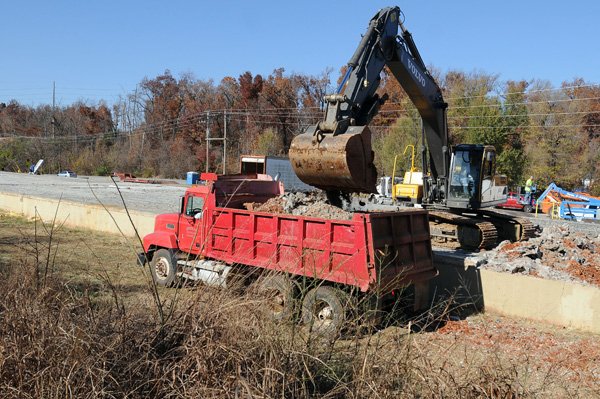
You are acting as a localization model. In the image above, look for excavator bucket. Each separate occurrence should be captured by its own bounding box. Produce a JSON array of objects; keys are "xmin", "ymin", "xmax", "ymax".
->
[{"xmin": 289, "ymin": 125, "xmax": 378, "ymax": 193}]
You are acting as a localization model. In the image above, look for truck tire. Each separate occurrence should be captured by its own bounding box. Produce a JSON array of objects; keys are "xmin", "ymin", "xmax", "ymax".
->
[
  {"xmin": 523, "ymin": 204, "xmax": 533, "ymax": 213},
  {"xmin": 301, "ymin": 286, "xmax": 354, "ymax": 337},
  {"xmin": 254, "ymin": 274, "xmax": 298, "ymax": 321},
  {"xmin": 150, "ymin": 249, "xmax": 178, "ymax": 287}
]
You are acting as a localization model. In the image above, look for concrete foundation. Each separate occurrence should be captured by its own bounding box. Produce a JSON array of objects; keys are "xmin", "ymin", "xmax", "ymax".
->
[
  {"xmin": 431, "ymin": 255, "xmax": 600, "ymax": 334},
  {"xmin": 1, "ymin": 191, "xmax": 599, "ymax": 334},
  {"xmin": 479, "ymin": 269, "xmax": 600, "ymax": 333}
]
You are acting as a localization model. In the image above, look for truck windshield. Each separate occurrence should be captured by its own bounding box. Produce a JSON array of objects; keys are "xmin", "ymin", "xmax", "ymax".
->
[{"xmin": 185, "ymin": 196, "xmax": 205, "ymax": 217}]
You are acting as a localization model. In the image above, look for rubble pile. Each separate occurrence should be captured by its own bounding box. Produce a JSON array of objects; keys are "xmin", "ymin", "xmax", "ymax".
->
[
  {"xmin": 470, "ymin": 224, "xmax": 600, "ymax": 287},
  {"xmin": 252, "ymin": 192, "xmax": 353, "ymax": 220}
]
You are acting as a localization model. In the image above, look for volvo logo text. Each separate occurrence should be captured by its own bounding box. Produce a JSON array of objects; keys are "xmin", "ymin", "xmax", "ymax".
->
[{"xmin": 408, "ymin": 59, "xmax": 426, "ymax": 87}]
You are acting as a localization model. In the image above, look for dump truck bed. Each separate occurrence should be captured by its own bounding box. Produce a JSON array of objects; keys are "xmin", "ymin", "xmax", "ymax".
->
[{"xmin": 202, "ymin": 207, "xmax": 435, "ymax": 292}]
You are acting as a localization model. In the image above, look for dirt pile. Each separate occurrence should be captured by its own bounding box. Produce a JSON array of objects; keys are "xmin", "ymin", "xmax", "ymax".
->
[
  {"xmin": 252, "ymin": 192, "xmax": 353, "ymax": 220},
  {"xmin": 433, "ymin": 313, "xmax": 600, "ymax": 391},
  {"xmin": 469, "ymin": 224, "xmax": 600, "ymax": 286}
]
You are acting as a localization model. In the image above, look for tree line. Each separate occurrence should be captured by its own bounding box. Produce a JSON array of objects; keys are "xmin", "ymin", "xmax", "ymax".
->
[{"xmin": 0, "ymin": 68, "xmax": 598, "ymax": 194}]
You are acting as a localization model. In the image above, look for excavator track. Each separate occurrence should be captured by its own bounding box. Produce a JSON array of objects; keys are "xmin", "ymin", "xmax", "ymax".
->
[
  {"xmin": 427, "ymin": 210, "xmax": 537, "ymax": 250},
  {"xmin": 515, "ymin": 217, "xmax": 536, "ymax": 240},
  {"xmin": 478, "ymin": 210, "xmax": 536, "ymax": 242},
  {"xmin": 428, "ymin": 211, "xmax": 498, "ymax": 250}
]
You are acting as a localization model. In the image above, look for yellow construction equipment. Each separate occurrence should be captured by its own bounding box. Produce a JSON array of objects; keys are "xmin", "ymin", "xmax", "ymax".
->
[{"xmin": 391, "ymin": 145, "xmax": 423, "ymax": 203}]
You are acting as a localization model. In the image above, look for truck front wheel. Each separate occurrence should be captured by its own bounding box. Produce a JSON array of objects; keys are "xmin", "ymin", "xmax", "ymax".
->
[
  {"xmin": 150, "ymin": 249, "xmax": 178, "ymax": 286},
  {"xmin": 302, "ymin": 286, "xmax": 354, "ymax": 337}
]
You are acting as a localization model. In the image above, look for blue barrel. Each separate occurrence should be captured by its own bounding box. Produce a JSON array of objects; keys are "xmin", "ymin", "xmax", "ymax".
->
[{"xmin": 186, "ymin": 171, "xmax": 199, "ymax": 185}]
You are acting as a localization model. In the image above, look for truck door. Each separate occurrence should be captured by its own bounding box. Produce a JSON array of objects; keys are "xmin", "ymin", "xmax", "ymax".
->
[
  {"xmin": 178, "ymin": 194, "xmax": 206, "ymax": 255},
  {"xmin": 480, "ymin": 149, "xmax": 494, "ymax": 201}
]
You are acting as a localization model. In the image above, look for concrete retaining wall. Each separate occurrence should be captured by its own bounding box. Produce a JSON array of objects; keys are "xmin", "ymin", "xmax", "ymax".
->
[
  {"xmin": 1, "ymin": 191, "xmax": 599, "ymax": 334},
  {"xmin": 0, "ymin": 192, "xmax": 155, "ymax": 238},
  {"xmin": 479, "ymin": 269, "xmax": 600, "ymax": 333},
  {"xmin": 427, "ymin": 254, "xmax": 600, "ymax": 335}
]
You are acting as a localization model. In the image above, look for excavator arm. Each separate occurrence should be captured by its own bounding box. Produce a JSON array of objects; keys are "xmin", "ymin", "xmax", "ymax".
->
[
  {"xmin": 328, "ymin": 6, "xmax": 398, "ymax": 130},
  {"xmin": 289, "ymin": 6, "xmax": 449, "ymax": 200},
  {"xmin": 385, "ymin": 18, "xmax": 449, "ymax": 188}
]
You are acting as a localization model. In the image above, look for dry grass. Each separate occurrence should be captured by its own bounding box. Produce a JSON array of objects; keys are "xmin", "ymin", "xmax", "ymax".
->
[{"xmin": 0, "ymin": 212, "xmax": 597, "ymax": 398}]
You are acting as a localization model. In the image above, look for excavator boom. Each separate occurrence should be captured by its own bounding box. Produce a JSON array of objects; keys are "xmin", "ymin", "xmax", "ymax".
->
[{"xmin": 289, "ymin": 6, "xmax": 449, "ymax": 199}]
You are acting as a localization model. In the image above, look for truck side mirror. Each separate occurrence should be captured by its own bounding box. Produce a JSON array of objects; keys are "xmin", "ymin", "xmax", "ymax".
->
[{"xmin": 180, "ymin": 196, "xmax": 185, "ymax": 214}]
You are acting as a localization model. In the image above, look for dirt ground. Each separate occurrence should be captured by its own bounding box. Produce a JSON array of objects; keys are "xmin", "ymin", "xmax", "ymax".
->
[
  {"xmin": 0, "ymin": 211, "xmax": 598, "ymax": 397},
  {"xmin": 432, "ymin": 314, "xmax": 599, "ymax": 392},
  {"xmin": 0, "ymin": 211, "xmax": 150, "ymax": 305}
]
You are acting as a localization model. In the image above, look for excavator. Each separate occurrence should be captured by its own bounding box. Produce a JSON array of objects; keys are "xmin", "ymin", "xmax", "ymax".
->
[{"xmin": 289, "ymin": 6, "xmax": 534, "ymax": 249}]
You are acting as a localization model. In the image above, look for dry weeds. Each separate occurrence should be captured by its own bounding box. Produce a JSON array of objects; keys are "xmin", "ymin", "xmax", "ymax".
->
[{"xmin": 0, "ymin": 212, "xmax": 598, "ymax": 398}]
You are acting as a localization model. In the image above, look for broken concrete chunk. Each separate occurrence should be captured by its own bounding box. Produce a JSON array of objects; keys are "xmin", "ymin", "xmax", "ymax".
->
[
  {"xmin": 523, "ymin": 246, "xmax": 543, "ymax": 260},
  {"xmin": 477, "ymin": 223, "xmax": 599, "ymax": 286}
]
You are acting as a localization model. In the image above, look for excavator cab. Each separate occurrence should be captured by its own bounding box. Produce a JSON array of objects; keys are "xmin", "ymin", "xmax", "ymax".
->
[{"xmin": 446, "ymin": 145, "xmax": 506, "ymax": 209}]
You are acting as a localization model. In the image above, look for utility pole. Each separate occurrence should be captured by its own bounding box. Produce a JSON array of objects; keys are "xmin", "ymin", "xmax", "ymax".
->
[
  {"xmin": 134, "ymin": 85, "xmax": 145, "ymax": 168},
  {"xmin": 51, "ymin": 81, "xmax": 56, "ymax": 138},
  {"xmin": 205, "ymin": 111, "xmax": 210, "ymax": 172},
  {"xmin": 205, "ymin": 111, "xmax": 228, "ymax": 174},
  {"xmin": 223, "ymin": 110, "xmax": 227, "ymax": 174}
]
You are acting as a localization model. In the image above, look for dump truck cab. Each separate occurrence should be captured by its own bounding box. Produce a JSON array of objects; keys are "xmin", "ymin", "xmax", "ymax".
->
[
  {"xmin": 142, "ymin": 172, "xmax": 284, "ymax": 258},
  {"xmin": 141, "ymin": 183, "xmax": 211, "ymax": 257},
  {"xmin": 176, "ymin": 184, "xmax": 210, "ymax": 255}
]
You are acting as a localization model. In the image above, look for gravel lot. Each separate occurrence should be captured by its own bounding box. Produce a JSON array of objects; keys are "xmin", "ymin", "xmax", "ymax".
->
[{"xmin": 0, "ymin": 171, "xmax": 187, "ymax": 214}]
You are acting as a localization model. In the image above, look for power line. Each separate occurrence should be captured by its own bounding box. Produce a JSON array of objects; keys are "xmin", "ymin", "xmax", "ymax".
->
[
  {"xmin": 3, "ymin": 101, "xmax": 600, "ymax": 144},
  {"xmin": 439, "ymin": 83, "xmax": 600, "ymax": 102},
  {"xmin": 3, "ymin": 110, "xmax": 600, "ymax": 143},
  {"xmin": 3, "ymin": 124, "xmax": 598, "ymax": 144},
  {"xmin": 447, "ymin": 96, "xmax": 600, "ymax": 110}
]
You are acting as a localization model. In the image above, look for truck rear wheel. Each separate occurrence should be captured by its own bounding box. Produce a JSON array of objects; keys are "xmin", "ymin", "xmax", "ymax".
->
[
  {"xmin": 254, "ymin": 274, "xmax": 297, "ymax": 321},
  {"xmin": 302, "ymin": 286, "xmax": 354, "ymax": 337},
  {"xmin": 150, "ymin": 249, "xmax": 177, "ymax": 287}
]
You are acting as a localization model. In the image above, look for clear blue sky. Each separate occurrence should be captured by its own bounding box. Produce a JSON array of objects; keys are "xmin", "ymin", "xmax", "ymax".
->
[{"xmin": 1, "ymin": 0, "xmax": 598, "ymax": 107}]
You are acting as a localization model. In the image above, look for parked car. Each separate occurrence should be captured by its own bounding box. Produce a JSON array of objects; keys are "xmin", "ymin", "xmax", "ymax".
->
[
  {"xmin": 496, "ymin": 192, "xmax": 533, "ymax": 213},
  {"xmin": 57, "ymin": 170, "xmax": 77, "ymax": 178}
]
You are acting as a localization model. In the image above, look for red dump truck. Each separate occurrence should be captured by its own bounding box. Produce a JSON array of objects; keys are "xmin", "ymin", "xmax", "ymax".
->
[{"xmin": 140, "ymin": 173, "xmax": 436, "ymax": 333}]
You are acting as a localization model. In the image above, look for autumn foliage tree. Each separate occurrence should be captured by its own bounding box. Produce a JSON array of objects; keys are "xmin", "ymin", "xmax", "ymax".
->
[{"xmin": 0, "ymin": 68, "xmax": 597, "ymax": 192}]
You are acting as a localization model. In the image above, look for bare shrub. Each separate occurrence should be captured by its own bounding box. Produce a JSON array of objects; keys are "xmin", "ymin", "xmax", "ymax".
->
[{"xmin": 0, "ymin": 218, "xmax": 589, "ymax": 398}]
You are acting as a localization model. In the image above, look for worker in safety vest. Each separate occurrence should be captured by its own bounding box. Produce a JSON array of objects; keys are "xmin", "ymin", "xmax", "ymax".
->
[{"xmin": 524, "ymin": 176, "xmax": 534, "ymax": 202}]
